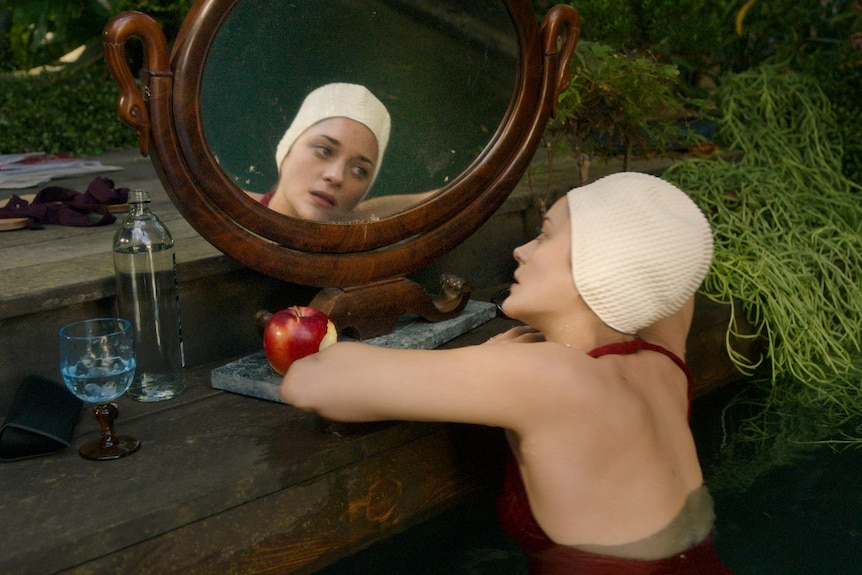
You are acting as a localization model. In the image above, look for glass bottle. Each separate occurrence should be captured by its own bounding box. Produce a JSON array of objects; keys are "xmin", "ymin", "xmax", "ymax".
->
[{"xmin": 113, "ymin": 190, "xmax": 186, "ymax": 401}]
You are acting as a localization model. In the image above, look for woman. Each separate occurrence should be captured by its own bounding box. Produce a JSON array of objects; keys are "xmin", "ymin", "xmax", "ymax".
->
[
  {"xmin": 255, "ymin": 83, "xmax": 434, "ymax": 222},
  {"xmin": 280, "ymin": 172, "xmax": 733, "ymax": 574}
]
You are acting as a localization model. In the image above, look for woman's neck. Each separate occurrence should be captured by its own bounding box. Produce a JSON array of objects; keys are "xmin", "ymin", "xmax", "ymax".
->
[
  {"xmin": 267, "ymin": 188, "xmax": 298, "ymax": 218},
  {"xmin": 540, "ymin": 313, "xmax": 634, "ymax": 352}
]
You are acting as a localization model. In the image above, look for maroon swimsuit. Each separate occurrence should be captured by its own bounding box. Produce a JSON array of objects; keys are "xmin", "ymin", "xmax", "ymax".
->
[{"xmin": 494, "ymin": 339, "xmax": 733, "ymax": 574}]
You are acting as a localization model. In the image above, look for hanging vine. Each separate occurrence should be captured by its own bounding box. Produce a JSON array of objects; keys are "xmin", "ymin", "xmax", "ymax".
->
[{"xmin": 663, "ymin": 61, "xmax": 862, "ymax": 465}]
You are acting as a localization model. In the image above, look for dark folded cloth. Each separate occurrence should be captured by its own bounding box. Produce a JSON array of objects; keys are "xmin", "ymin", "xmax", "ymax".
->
[
  {"xmin": 0, "ymin": 176, "xmax": 128, "ymax": 229},
  {"xmin": 0, "ymin": 375, "xmax": 83, "ymax": 461}
]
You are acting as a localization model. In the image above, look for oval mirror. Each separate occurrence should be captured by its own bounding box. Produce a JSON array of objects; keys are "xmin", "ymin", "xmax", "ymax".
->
[
  {"xmin": 104, "ymin": 0, "xmax": 579, "ymax": 291},
  {"xmin": 201, "ymin": 0, "xmax": 517, "ymax": 205}
]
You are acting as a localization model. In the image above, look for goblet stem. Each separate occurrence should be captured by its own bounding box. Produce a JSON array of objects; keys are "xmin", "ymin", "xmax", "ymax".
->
[
  {"xmin": 93, "ymin": 403, "xmax": 121, "ymax": 449},
  {"xmin": 79, "ymin": 402, "xmax": 140, "ymax": 461}
]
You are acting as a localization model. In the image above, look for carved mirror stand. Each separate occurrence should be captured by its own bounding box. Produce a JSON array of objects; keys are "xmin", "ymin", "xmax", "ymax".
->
[{"xmin": 103, "ymin": 0, "xmax": 579, "ymax": 338}]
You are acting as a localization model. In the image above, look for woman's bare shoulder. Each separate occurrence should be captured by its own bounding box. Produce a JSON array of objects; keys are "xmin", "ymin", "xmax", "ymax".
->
[
  {"xmin": 348, "ymin": 189, "xmax": 439, "ymax": 220},
  {"xmin": 470, "ymin": 340, "xmax": 612, "ymax": 424}
]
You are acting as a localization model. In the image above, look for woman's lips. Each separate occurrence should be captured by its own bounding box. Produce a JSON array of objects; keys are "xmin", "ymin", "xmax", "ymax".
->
[{"xmin": 309, "ymin": 190, "xmax": 337, "ymax": 208}]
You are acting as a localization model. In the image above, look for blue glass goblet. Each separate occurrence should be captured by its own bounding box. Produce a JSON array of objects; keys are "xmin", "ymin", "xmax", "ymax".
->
[{"xmin": 58, "ymin": 318, "xmax": 140, "ymax": 460}]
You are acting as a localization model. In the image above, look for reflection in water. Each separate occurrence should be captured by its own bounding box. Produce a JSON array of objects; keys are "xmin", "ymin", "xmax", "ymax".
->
[{"xmin": 202, "ymin": 0, "xmax": 517, "ymax": 203}]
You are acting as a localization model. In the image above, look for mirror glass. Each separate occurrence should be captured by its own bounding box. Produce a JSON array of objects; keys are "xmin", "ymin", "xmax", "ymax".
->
[{"xmin": 200, "ymin": 0, "xmax": 518, "ymax": 218}]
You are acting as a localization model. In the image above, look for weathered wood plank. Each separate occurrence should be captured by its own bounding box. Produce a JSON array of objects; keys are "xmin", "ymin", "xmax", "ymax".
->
[
  {"xmin": 0, "ymin": 148, "xmax": 229, "ymax": 320},
  {"xmin": 0, "ymin": 361, "xmax": 505, "ymax": 575},
  {"xmin": 60, "ymin": 426, "xmax": 504, "ymax": 575}
]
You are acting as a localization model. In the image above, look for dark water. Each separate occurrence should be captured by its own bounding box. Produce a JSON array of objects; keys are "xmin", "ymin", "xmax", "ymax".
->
[
  {"xmin": 315, "ymin": 494, "xmax": 525, "ymax": 575},
  {"xmin": 692, "ymin": 386, "xmax": 862, "ymax": 574},
  {"xmin": 317, "ymin": 386, "xmax": 862, "ymax": 574}
]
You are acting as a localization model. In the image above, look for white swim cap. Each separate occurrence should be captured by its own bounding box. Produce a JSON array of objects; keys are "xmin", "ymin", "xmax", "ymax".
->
[
  {"xmin": 275, "ymin": 83, "xmax": 391, "ymax": 184},
  {"xmin": 567, "ymin": 172, "xmax": 714, "ymax": 334}
]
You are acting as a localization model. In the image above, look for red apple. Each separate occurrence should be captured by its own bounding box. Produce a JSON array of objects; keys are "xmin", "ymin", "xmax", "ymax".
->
[{"xmin": 261, "ymin": 306, "xmax": 337, "ymax": 375}]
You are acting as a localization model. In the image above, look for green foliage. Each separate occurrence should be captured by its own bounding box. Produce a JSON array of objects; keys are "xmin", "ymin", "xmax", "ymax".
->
[
  {"xmin": 564, "ymin": 0, "xmax": 643, "ymax": 47},
  {"xmin": 114, "ymin": 0, "xmax": 193, "ymax": 41},
  {"xmin": 639, "ymin": 0, "xmax": 738, "ymax": 87},
  {"xmin": 730, "ymin": 2, "xmax": 862, "ymax": 185},
  {"xmin": 558, "ymin": 0, "xmax": 861, "ymax": 87},
  {"xmin": 545, "ymin": 42, "xmax": 703, "ymax": 185},
  {"xmin": 541, "ymin": 0, "xmax": 862, "ymax": 185},
  {"xmin": 0, "ymin": 0, "xmax": 192, "ymax": 155},
  {"xmin": 0, "ymin": 0, "xmax": 192, "ymax": 71},
  {"xmin": 0, "ymin": 60, "xmax": 137, "ymax": 155},
  {"xmin": 0, "ymin": 0, "xmax": 119, "ymax": 70},
  {"xmin": 732, "ymin": 0, "xmax": 862, "ymax": 65},
  {"xmin": 795, "ymin": 29, "xmax": 862, "ymax": 185},
  {"xmin": 553, "ymin": 0, "xmax": 734, "ymax": 90},
  {"xmin": 663, "ymin": 62, "xmax": 862, "ymax": 459}
]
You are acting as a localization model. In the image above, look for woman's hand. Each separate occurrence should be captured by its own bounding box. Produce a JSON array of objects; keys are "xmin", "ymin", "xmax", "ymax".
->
[{"xmin": 485, "ymin": 325, "xmax": 545, "ymax": 344}]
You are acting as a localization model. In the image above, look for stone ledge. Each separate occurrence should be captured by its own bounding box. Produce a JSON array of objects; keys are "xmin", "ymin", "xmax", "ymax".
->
[{"xmin": 212, "ymin": 300, "xmax": 497, "ymax": 402}]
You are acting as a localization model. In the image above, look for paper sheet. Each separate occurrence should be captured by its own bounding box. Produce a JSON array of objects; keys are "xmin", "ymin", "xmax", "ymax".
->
[{"xmin": 0, "ymin": 153, "xmax": 123, "ymax": 189}]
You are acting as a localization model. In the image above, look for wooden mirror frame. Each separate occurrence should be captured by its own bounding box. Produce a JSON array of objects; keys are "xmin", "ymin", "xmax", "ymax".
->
[{"xmin": 103, "ymin": 0, "xmax": 579, "ymax": 337}]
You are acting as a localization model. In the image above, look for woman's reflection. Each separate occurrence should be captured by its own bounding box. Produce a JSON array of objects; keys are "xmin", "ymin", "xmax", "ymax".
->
[
  {"xmin": 249, "ymin": 83, "xmax": 434, "ymax": 222},
  {"xmin": 250, "ymin": 83, "xmax": 388, "ymax": 220}
]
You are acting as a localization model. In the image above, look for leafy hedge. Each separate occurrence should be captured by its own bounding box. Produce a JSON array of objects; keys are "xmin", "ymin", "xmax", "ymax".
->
[
  {"xmin": 0, "ymin": 1, "xmax": 192, "ymax": 71},
  {"xmin": 0, "ymin": 63, "xmax": 137, "ymax": 156},
  {"xmin": 0, "ymin": 0, "xmax": 192, "ymax": 156},
  {"xmin": 549, "ymin": 0, "xmax": 862, "ymax": 185}
]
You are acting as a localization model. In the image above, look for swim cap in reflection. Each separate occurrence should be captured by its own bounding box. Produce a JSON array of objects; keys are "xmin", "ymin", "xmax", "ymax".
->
[
  {"xmin": 274, "ymin": 83, "xmax": 391, "ymax": 184},
  {"xmin": 567, "ymin": 172, "xmax": 714, "ymax": 334}
]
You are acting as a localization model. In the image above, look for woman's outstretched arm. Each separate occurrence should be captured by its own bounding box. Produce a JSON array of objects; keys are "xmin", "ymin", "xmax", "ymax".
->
[{"xmin": 280, "ymin": 339, "xmax": 582, "ymax": 428}]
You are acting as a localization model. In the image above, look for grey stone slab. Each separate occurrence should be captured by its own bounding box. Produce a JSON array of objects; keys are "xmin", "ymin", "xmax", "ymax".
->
[{"xmin": 211, "ymin": 300, "xmax": 497, "ymax": 403}]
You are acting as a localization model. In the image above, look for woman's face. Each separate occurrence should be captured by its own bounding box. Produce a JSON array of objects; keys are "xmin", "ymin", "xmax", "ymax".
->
[
  {"xmin": 503, "ymin": 197, "xmax": 577, "ymax": 323},
  {"xmin": 270, "ymin": 117, "xmax": 379, "ymax": 221}
]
